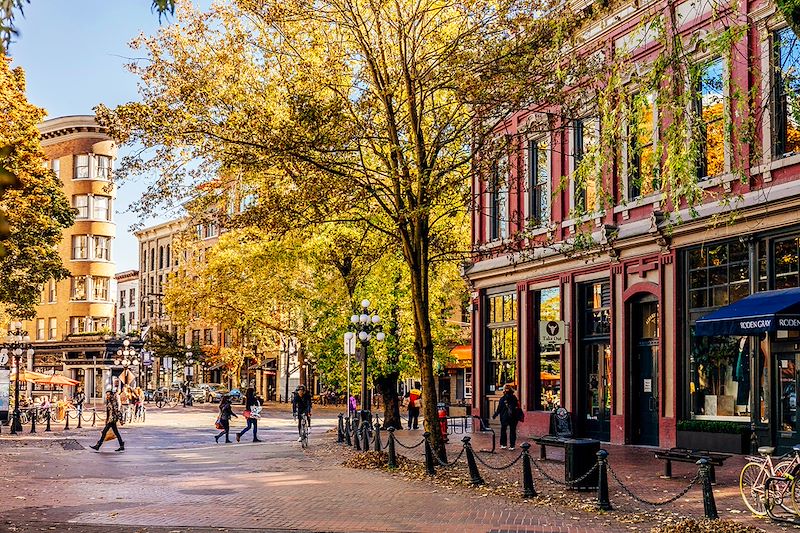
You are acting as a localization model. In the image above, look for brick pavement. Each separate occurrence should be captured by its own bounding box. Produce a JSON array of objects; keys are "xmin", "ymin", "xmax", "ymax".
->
[{"xmin": 0, "ymin": 406, "xmax": 783, "ymax": 532}]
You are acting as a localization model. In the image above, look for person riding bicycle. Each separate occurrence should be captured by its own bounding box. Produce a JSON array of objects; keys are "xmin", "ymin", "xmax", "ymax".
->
[{"xmin": 292, "ymin": 385, "xmax": 312, "ymax": 442}]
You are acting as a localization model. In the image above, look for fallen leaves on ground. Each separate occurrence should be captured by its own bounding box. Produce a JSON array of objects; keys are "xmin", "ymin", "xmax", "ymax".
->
[{"xmin": 651, "ymin": 518, "xmax": 764, "ymax": 533}]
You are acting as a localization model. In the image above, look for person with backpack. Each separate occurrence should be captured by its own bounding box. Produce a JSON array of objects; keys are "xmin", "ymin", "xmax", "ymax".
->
[
  {"xmin": 406, "ymin": 382, "xmax": 421, "ymax": 430},
  {"xmin": 492, "ymin": 384, "xmax": 521, "ymax": 450}
]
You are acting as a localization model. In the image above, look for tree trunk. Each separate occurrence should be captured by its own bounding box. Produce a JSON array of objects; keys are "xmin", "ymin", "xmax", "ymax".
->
[{"xmin": 376, "ymin": 371, "xmax": 402, "ymax": 430}]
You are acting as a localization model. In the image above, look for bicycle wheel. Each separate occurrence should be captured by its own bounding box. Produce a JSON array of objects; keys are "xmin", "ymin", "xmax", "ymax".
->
[
  {"xmin": 156, "ymin": 398, "xmax": 165, "ymax": 409},
  {"xmin": 740, "ymin": 461, "xmax": 769, "ymax": 516},
  {"xmin": 300, "ymin": 416, "xmax": 308, "ymax": 449},
  {"xmin": 787, "ymin": 462, "xmax": 800, "ymax": 514}
]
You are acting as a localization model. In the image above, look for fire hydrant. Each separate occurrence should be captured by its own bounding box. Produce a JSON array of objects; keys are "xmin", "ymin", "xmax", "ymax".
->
[{"xmin": 438, "ymin": 403, "xmax": 448, "ymax": 442}]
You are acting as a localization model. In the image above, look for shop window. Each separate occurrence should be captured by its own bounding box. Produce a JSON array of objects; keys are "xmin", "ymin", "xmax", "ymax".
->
[
  {"xmin": 536, "ymin": 287, "xmax": 561, "ymax": 410},
  {"xmin": 774, "ymin": 28, "xmax": 800, "ymax": 156},
  {"xmin": 583, "ymin": 281, "xmax": 611, "ymax": 337},
  {"xmin": 628, "ymin": 94, "xmax": 659, "ymax": 199},
  {"xmin": 527, "ymin": 138, "xmax": 550, "ymax": 226},
  {"xmin": 693, "ymin": 58, "xmax": 725, "ymax": 179},
  {"xmin": 686, "ymin": 240, "xmax": 751, "ymax": 421},
  {"xmin": 485, "ymin": 291, "xmax": 517, "ymax": 394},
  {"xmin": 775, "ymin": 236, "xmax": 800, "ymax": 289}
]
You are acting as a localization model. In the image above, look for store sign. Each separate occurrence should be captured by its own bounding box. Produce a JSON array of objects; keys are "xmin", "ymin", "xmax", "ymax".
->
[{"xmin": 539, "ymin": 320, "xmax": 567, "ymax": 345}]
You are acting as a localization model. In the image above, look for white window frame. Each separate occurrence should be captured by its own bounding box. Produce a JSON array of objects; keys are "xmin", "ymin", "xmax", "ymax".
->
[
  {"xmin": 48, "ymin": 317, "xmax": 57, "ymax": 340},
  {"xmin": 93, "ymin": 277, "xmax": 110, "ymax": 301},
  {"xmin": 71, "ymin": 276, "xmax": 87, "ymax": 301},
  {"xmin": 73, "ymin": 195, "xmax": 89, "ymax": 219},
  {"xmin": 74, "ymin": 154, "xmax": 90, "ymax": 179},
  {"xmin": 35, "ymin": 318, "xmax": 44, "ymax": 341},
  {"xmin": 72, "ymin": 235, "xmax": 88, "ymax": 260},
  {"xmin": 623, "ymin": 92, "xmax": 659, "ymax": 201}
]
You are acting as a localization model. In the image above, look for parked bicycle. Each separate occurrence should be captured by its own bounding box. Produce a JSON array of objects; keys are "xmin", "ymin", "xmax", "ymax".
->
[
  {"xmin": 295, "ymin": 412, "xmax": 310, "ymax": 449},
  {"xmin": 153, "ymin": 389, "xmax": 179, "ymax": 409},
  {"xmin": 740, "ymin": 444, "xmax": 800, "ymax": 516}
]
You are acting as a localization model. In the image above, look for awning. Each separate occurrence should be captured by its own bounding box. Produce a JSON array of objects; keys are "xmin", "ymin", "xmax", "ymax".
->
[
  {"xmin": 695, "ymin": 287, "xmax": 800, "ymax": 336},
  {"xmin": 447, "ymin": 344, "xmax": 472, "ymax": 369}
]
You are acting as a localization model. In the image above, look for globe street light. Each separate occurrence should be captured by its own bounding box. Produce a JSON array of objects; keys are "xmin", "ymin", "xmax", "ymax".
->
[
  {"xmin": 114, "ymin": 339, "xmax": 141, "ymax": 369},
  {"xmin": 346, "ymin": 299, "xmax": 384, "ymax": 423},
  {"xmin": 2, "ymin": 321, "xmax": 34, "ymax": 434}
]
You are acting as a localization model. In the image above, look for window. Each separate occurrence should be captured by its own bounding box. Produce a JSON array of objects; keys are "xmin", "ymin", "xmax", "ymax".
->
[
  {"xmin": 119, "ymin": 290, "xmax": 126, "ymax": 307},
  {"xmin": 70, "ymin": 316, "xmax": 86, "ymax": 334},
  {"xmin": 485, "ymin": 291, "xmax": 517, "ymax": 394},
  {"xmin": 93, "ymin": 277, "xmax": 110, "ymax": 301},
  {"xmin": 93, "ymin": 236, "xmax": 111, "ymax": 261},
  {"xmin": 95, "ymin": 155, "xmax": 112, "ymax": 179},
  {"xmin": 694, "ymin": 58, "xmax": 725, "ymax": 178},
  {"xmin": 775, "ymin": 237, "xmax": 800, "ymax": 289},
  {"xmin": 774, "ymin": 28, "xmax": 800, "ymax": 156},
  {"xmin": 192, "ymin": 329, "xmax": 201, "ymax": 345},
  {"xmin": 129, "ymin": 312, "xmax": 135, "ymax": 329},
  {"xmin": 129, "ymin": 288, "xmax": 136, "ymax": 306},
  {"xmin": 488, "ymin": 160, "xmax": 508, "ymax": 241},
  {"xmin": 142, "ymin": 246, "xmax": 147, "ymax": 271},
  {"xmin": 48, "ymin": 318, "xmax": 57, "ymax": 340},
  {"xmin": 36, "ymin": 318, "xmax": 44, "ymax": 341},
  {"xmin": 204, "ymin": 329, "xmax": 213, "ymax": 344},
  {"xmin": 536, "ymin": 287, "xmax": 561, "ymax": 410},
  {"xmin": 573, "ymin": 118, "xmax": 599, "ymax": 213},
  {"xmin": 47, "ymin": 279, "xmax": 56, "ymax": 303},
  {"xmin": 150, "ymin": 249, "xmax": 155, "ymax": 270},
  {"xmin": 92, "ymin": 196, "xmax": 110, "ymax": 220},
  {"xmin": 74, "ymin": 154, "xmax": 90, "ymax": 179},
  {"xmin": 166, "ymin": 245, "xmax": 171, "ymax": 267},
  {"xmin": 686, "ymin": 241, "xmax": 750, "ymax": 421},
  {"xmin": 72, "ymin": 235, "xmax": 88, "ymax": 260},
  {"xmin": 52, "ymin": 159, "xmax": 60, "ymax": 178},
  {"xmin": 73, "ymin": 195, "xmax": 89, "ymax": 219},
  {"xmin": 527, "ymin": 138, "xmax": 550, "ymax": 225},
  {"xmin": 628, "ymin": 94, "xmax": 658, "ymax": 199},
  {"xmin": 159, "ymin": 246, "xmax": 164, "ymax": 269},
  {"xmin": 119, "ymin": 313, "xmax": 126, "ymax": 332},
  {"xmin": 196, "ymin": 224, "xmax": 204, "ymax": 239}
]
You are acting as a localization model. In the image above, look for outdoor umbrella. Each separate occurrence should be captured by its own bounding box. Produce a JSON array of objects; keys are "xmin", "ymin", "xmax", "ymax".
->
[
  {"xmin": 9, "ymin": 369, "xmax": 48, "ymax": 381},
  {"xmin": 34, "ymin": 374, "xmax": 80, "ymax": 386}
]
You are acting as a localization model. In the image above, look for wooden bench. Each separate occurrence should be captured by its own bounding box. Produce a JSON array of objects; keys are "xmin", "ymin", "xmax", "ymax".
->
[
  {"xmin": 654, "ymin": 447, "xmax": 732, "ymax": 484},
  {"xmin": 531, "ymin": 407, "xmax": 573, "ymax": 460}
]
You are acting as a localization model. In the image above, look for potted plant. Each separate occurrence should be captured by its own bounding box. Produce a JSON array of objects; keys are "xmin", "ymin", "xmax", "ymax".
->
[
  {"xmin": 692, "ymin": 336, "xmax": 737, "ymax": 416},
  {"xmin": 676, "ymin": 419, "xmax": 750, "ymax": 454}
]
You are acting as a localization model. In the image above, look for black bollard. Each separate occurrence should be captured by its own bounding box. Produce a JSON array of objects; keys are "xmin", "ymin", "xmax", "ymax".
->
[
  {"xmin": 354, "ymin": 423, "xmax": 362, "ymax": 451},
  {"xmin": 76, "ymin": 411, "xmax": 82, "ymax": 429},
  {"xmin": 29, "ymin": 411, "xmax": 36, "ymax": 433},
  {"xmin": 423, "ymin": 432, "xmax": 436, "ymax": 476},
  {"xmin": 463, "ymin": 436, "xmax": 484, "ymax": 485},
  {"xmin": 45, "ymin": 410, "xmax": 51, "ymax": 432},
  {"xmin": 521, "ymin": 443, "xmax": 536, "ymax": 498},
  {"xmin": 64, "ymin": 411, "xmax": 70, "ymax": 430},
  {"xmin": 697, "ymin": 458, "xmax": 718, "ymax": 520},
  {"xmin": 361, "ymin": 421, "xmax": 370, "ymax": 451},
  {"xmin": 750, "ymin": 423, "xmax": 759, "ymax": 455},
  {"xmin": 596, "ymin": 449, "xmax": 612, "ymax": 511},
  {"xmin": 92, "ymin": 409, "xmax": 96, "ymax": 427},
  {"xmin": 351, "ymin": 417, "xmax": 359, "ymax": 442},
  {"xmin": 387, "ymin": 428, "xmax": 398, "ymax": 468},
  {"xmin": 337, "ymin": 414, "xmax": 344, "ymax": 443},
  {"xmin": 344, "ymin": 417, "xmax": 353, "ymax": 446},
  {"xmin": 374, "ymin": 423, "xmax": 382, "ymax": 452}
]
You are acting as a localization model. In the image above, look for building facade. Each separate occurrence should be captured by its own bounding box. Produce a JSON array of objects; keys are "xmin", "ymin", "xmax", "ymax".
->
[
  {"xmin": 18, "ymin": 116, "xmax": 120, "ymax": 401},
  {"xmin": 115, "ymin": 270, "xmax": 139, "ymax": 334},
  {"xmin": 466, "ymin": 1, "xmax": 800, "ymax": 452}
]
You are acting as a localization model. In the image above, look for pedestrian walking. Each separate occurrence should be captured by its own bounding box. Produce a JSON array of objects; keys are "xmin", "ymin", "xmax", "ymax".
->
[
  {"xmin": 236, "ymin": 388, "xmax": 262, "ymax": 443},
  {"xmin": 405, "ymin": 382, "xmax": 421, "ymax": 430},
  {"xmin": 90, "ymin": 389, "xmax": 124, "ymax": 452},
  {"xmin": 215, "ymin": 395, "xmax": 238, "ymax": 443},
  {"xmin": 492, "ymin": 384, "xmax": 521, "ymax": 450},
  {"xmin": 73, "ymin": 387, "xmax": 85, "ymax": 417}
]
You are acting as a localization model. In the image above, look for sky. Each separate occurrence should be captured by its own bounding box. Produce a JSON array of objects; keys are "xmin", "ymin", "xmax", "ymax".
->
[{"xmin": 10, "ymin": 1, "xmax": 208, "ymax": 272}]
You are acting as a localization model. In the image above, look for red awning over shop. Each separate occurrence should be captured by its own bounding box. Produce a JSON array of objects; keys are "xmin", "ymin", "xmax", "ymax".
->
[{"xmin": 447, "ymin": 344, "xmax": 472, "ymax": 369}]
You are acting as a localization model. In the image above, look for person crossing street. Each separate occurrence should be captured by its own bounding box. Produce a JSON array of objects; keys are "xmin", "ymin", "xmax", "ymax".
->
[{"xmin": 90, "ymin": 389, "xmax": 124, "ymax": 452}]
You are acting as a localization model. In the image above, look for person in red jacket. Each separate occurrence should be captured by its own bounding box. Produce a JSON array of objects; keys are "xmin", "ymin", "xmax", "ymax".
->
[{"xmin": 406, "ymin": 382, "xmax": 421, "ymax": 430}]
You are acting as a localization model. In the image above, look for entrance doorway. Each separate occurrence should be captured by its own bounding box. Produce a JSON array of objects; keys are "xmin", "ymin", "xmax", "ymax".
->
[
  {"xmin": 775, "ymin": 344, "xmax": 800, "ymax": 450},
  {"xmin": 630, "ymin": 296, "xmax": 659, "ymax": 446},
  {"xmin": 578, "ymin": 281, "xmax": 611, "ymax": 441}
]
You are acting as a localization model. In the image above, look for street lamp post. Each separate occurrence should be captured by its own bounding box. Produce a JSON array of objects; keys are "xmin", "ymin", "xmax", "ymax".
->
[
  {"xmin": 183, "ymin": 348, "xmax": 194, "ymax": 407},
  {"xmin": 346, "ymin": 299, "xmax": 385, "ymax": 423},
  {"xmin": 114, "ymin": 339, "xmax": 140, "ymax": 391},
  {"xmin": 2, "ymin": 322, "xmax": 34, "ymax": 434}
]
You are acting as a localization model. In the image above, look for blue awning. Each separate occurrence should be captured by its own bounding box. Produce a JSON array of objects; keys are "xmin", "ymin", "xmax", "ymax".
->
[{"xmin": 695, "ymin": 287, "xmax": 800, "ymax": 336}]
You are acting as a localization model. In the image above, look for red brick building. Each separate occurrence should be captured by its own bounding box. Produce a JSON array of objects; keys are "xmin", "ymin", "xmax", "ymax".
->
[{"xmin": 466, "ymin": 0, "xmax": 800, "ymax": 452}]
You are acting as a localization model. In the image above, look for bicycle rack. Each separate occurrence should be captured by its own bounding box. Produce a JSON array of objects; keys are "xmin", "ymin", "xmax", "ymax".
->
[{"xmin": 764, "ymin": 476, "xmax": 800, "ymax": 525}]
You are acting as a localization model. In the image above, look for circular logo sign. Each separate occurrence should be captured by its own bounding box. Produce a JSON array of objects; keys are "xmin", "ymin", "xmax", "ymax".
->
[
  {"xmin": 0, "ymin": 352, "xmax": 8, "ymax": 366},
  {"xmin": 546, "ymin": 321, "xmax": 560, "ymax": 336}
]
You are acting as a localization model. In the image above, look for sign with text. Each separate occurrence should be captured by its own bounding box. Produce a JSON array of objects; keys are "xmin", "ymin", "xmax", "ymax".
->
[{"xmin": 539, "ymin": 320, "xmax": 567, "ymax": 345}]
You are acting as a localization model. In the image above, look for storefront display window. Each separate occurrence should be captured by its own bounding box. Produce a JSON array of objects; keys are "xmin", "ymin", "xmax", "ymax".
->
[
  {"xmin": 775, "ymin": 236, "xmax": 800, "ymax": 289},
  {"xmin": 485, "ymin": 291, "xmax": 517, "ymax": 394},
  {"xmin": 687, "ymin": 241, "xmax": 750, "ymax": 420},
  {"xmin": 537, "ymin": 287, "xmax": 561, "ymax": 410}
]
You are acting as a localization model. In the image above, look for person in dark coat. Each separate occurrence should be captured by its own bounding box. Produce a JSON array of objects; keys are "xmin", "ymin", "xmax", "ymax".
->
[
  {"xmin": 236, "ymin": 388, "xmax": 262, "ymax": 443},
  {"xmin": 492, "ymin": 384, "xmax": 520, "ymax": 450},
  {"xmin": 90, "ymin": 389, "xmax": 124, "ymax": 452},
  {"xmin": 215, "ymin": 395, "xmax": 238, "ymax": 443}
]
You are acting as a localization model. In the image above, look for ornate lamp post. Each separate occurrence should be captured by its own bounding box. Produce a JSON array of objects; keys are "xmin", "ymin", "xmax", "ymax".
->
[
  {"xmin": 2, "ymin": 322, "xmax": 34, "ymax": 434},
  {"xmin": 346, "ymin": 300, "xmax": 384, "ymax": 422},
  {"xmin": 115, "ymin": 339, "xmax": 140, "ymax": 391}
]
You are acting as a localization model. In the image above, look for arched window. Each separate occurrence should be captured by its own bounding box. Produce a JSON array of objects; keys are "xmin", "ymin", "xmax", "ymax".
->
[
  {"xmin": 150, "ymin": 248, "xmax": 155, "ymax": 270},
  {"xmin": 166, "ymin": 245, "xmax": 171, "ymax": 267},
  {"xmin": 159, "ymin": 246, "xmax": 164, "ymax": 269}
]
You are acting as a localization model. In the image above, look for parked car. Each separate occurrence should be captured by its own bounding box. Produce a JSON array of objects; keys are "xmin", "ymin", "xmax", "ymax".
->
[
  {"xmin": 189, "ymin": 387, "xmax": 206, "ymax": 403},
  {"xmin": 228, "ymin": 388, "xmax": 245, "ymax": 404},
  {"xmin": 197, "ymin": 383, "xmax": 223, "ymax": 402}
]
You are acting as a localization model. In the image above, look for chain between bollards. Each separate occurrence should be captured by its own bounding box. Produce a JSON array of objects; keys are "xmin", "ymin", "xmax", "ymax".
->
[
  {"xmin": 697, "ymin": 458, "xmax": 718, "ymax": 520},
  {"xmin": 463, "ymin": 436, "xmax": 484, "ymax": 485},
  {"xmin": 337, "ymin": 413, "xmax": 344, "ymax": 443},
  {"xmin": 521, "ymin": 443, "xmax": 536, "ymax": 498},
  {"xmin": 596, "ymin": 449, "xmax": 612, "ymax": 511},
  {"xmin": 387, "ymin": 428, "xmax": 398, "ymax": 468},
  {"xmin": 423, "ymin": 432, "xmax": 436, "ymax": 476}
]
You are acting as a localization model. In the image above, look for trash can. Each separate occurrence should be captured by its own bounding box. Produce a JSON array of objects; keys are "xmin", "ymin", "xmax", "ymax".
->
[{"xmin": 564, "ymin": 438, "xmax": 600, "ymax": 491}]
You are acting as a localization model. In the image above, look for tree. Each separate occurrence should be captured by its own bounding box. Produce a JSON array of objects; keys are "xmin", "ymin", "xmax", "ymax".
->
[
  {"xmin": 0, "ymin": 57, "xmax": 73, "ymax": 318},
  {"xmin": 96, "ymin": 0, "xmax": 580, "ymax": 458}
]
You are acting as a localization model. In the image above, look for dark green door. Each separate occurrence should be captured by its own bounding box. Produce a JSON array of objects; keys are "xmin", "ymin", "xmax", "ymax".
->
[{"xmin": 631, "ymin": 298, "xmax": 659, "ymax": 446}]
